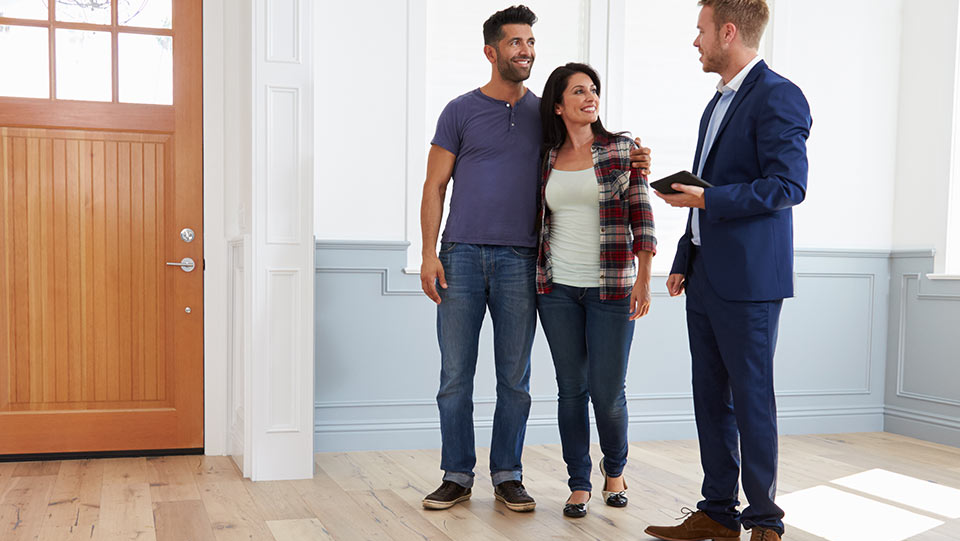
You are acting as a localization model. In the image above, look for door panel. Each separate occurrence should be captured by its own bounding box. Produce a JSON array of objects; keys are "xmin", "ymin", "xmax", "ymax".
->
[
  {"xmin": 0, "ymin": 0, "xmax": 201, "ymax": 454},
  {"xmin": 2, "ymin": 130, "xmax": 171, "ymax": 409}
]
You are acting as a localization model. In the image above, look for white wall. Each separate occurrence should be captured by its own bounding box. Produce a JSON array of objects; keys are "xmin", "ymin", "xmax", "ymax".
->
[
  {"xmin": 892, "ymin": 0, "xmax": 959, "ymax": 273},
  {"xmin": 314, "ymin": 1, "xmax": 407, "ymax": 241}
]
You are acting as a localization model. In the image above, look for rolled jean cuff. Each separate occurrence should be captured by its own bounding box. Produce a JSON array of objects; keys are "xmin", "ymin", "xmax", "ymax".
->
[
  {"xmin": 442, "ymin": 471, "xmax": 475, "ymax": 489},
  {"xmin": 491, "ymin": 470, "xmax": 522, "ymax": 486}
]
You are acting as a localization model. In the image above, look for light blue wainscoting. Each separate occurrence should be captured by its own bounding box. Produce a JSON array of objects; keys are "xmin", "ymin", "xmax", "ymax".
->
[
  {"xmin": 315, "ymin": 242, "xmax": 891, "ymax": 452},
  {"xmin": 884, "ymin": 251, "xmax": 960, "ymax": 447}
]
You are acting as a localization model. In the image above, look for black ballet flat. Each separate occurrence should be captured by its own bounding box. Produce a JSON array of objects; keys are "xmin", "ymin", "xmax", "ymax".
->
[
  {"xmin": 563, "ymin": 493, "xmax": 590, "ymax": 518},
  {"xmin": 599, "ymin": 461, "xmax": 628, "ymax": 507}
]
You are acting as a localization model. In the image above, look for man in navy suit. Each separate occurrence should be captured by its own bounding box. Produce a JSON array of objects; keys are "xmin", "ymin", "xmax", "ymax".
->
[{"xmin": 644, "ymin": 1, "xmax": 810, "ymax": 541}]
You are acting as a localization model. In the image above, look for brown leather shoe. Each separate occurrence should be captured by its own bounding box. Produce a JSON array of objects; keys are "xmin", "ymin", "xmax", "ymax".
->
[
  {"xmin": 750, "ymin": 527, "xmax": 782, "ymax": 541},
  {"xmin": 644, "ymin": 508, "xmax": 741, "ymax": 541}
]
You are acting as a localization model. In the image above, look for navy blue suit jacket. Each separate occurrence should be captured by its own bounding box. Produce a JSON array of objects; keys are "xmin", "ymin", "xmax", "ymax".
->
[{"xmin": 670, "ymin": 60, "xmax": 812, "ymax": 301}]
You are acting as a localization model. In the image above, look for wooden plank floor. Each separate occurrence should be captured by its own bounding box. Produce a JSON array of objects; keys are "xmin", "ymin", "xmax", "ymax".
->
[{"xmin": 0, "ymin": 433, "xmax": 958, "ymax": 540}]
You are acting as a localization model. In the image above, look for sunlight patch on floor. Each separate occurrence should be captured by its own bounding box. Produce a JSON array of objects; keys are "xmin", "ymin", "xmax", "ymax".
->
[
  {"xmin": 779, "ymin": 485, "xmax": 943, "ymax": 541},
  {"xmin": 831, "ymin": 468, "xmax": 960, "ymax": 519}
]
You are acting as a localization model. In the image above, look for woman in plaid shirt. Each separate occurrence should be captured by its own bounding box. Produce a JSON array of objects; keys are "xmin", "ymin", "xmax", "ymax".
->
[{"xmin": 536, "ymin": 63, "xmax": 656, "ymax": 518}]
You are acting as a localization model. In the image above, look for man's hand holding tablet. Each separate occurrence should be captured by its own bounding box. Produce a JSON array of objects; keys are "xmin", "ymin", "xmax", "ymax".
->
[
  {"xmin": 650, "ymin": 171, "xmax": 713, "ymax": 194},
  {"xmin": 651, "ymin": 171, "xmax": 713, "ymax": 209}
]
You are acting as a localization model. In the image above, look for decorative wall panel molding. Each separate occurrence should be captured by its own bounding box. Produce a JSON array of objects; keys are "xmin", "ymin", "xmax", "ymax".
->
[
  {"xmin": 884, "ymin": 254, "xmax": 960, "ymax": 449},
  {"xmin": 314, "ymin": 243, "xmax": 892, "ymax": 452},
  {"xmin": 267, "ymin": 269, "xmax": 301, "ymax": 432},
  {"xmin": 266, "ymin": 0, "xmax": 300, "ymax": 63},
  {"xmin": 895, "ymin": 273, "xmax": 960, "ymax": 407},
  {"xmin": 265, "ymin": 86, "xmax": 301, "ymax": 245}
]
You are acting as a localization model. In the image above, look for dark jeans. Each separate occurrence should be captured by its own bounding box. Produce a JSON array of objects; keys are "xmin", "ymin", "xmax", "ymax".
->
[
  {"xmin": 537, "ymin": 284, "xmax": 635, "ymax": 492},
  {"xmin": 436, "ymin": 242, "xmax": 538, "ymax": 488},
  {"xmin": 686, "ymin": 248, "xmax": 785, "ymax": 534}
]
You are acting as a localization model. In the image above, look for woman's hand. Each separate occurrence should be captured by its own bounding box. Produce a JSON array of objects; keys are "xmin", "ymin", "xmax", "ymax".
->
[{"xmin": 629, "ymin": 277, "xmax": 651, "ymax": 320}]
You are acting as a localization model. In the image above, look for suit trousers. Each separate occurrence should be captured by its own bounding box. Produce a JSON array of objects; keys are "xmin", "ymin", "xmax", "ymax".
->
[{"xmin": 685, "ymin": 246, "xmax": 785, "ymax": 534}]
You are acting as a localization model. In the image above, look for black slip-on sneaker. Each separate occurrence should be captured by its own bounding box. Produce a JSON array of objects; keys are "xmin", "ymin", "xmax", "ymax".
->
[
  {"xmin": 422, "ymin": 480, "xmax": 471, "ymax": 510},
  {"xmin": 494, "ymin": 480, "xmax": 536, "ymax": 512}
]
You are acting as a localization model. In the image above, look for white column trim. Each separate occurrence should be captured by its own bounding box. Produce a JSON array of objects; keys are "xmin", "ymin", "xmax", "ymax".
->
[
  {"xmin": 248, "ymin": 0, "xmax": 315, "ymax": 481},
  {"xmin": 405, "ymin": 0, "xmax": 427, "ymax": 267}
]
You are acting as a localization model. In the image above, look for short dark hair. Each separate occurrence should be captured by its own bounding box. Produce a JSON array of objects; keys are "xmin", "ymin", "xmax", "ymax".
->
[{"xmin": 483, "ymin": 5, "xmax": 538, "ymax": 46}]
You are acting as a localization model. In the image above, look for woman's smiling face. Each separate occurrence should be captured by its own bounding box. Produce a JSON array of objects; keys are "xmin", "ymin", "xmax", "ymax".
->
[{"xmin": 555, "ymin": 72, "xmax": 599, "ymax": 126}]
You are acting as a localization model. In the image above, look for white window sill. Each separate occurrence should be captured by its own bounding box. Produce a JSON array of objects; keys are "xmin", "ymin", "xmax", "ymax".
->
[{"xmin": 925, "ymin": 274, "xmax": 960, "ymax": 280}]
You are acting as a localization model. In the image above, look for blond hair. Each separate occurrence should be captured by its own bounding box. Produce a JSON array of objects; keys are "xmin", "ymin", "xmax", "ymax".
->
[{"xmin": 698, "ymin": 0, "xmax": 770, "ymax": 49}]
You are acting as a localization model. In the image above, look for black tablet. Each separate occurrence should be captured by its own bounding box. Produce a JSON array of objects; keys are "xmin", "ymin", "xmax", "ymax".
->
[{"xmin": 650, "ymin": 171, "xmax": 714, "ymax": 194}]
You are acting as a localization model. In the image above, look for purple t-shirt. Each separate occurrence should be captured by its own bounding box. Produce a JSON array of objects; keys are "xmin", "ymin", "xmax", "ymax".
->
[{"xmin": 432, "ymin": 88, "xmax": 542, "ymax": 248}]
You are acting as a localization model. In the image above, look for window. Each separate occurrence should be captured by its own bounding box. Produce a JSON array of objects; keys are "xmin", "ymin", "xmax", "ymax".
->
[
  {"xmin": 415, "ymin": 0, "xmax": 587, "ymax": 260},
  {"xmin": 946, "ymin": 5, "xmax": 960, "ymax": 274},
  {"xmin": 620, "ymin": 1, "xmax": 716, "ymax": 272},
  {"xmin": 0, "ymin": 0, "xmax": 172, "ymax": 104},
  {"xmin": 424, "ymin": 0, "xmax": 587, "ymax": 151}
]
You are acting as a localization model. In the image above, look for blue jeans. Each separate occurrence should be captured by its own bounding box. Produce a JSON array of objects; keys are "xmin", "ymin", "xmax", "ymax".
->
[
  {"xmin": 537, "ymin": 284, "xmax": 635, "ymax": 492},
  {"xmin": 686, "ymin": 247, "xmax": 785, "ymax": 535},
  {"xmin": 436, "ymin": 243, "xmax": 537, "ymax": 488}
]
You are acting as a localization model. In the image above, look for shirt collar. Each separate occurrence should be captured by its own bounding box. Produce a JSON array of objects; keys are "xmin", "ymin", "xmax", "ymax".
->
[{"xmin": 716, "ymin": 55, "xmax": 762, "ymax": 94}]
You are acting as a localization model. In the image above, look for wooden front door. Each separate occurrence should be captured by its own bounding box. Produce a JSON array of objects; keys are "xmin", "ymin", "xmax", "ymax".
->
[{"xmin": 0, "ymin": 0, "xmax": 202, "ymax": 454}]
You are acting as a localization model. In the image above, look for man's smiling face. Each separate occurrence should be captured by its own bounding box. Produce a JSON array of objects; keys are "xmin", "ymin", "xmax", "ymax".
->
[{"xmin": 493, "ymin": 23, "xmax": 536, "ymax": 83}]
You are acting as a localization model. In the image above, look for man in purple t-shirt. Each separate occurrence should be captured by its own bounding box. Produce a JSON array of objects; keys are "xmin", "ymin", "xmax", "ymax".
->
[{"xmin": 419, "ymin": 5, "xmax": 651, "ymax": 513}]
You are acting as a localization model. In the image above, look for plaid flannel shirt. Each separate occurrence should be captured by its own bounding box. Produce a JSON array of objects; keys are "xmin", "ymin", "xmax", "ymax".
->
[{"xmin": 536, "ymin": 134, "xmax": 657, "ymax": 300}]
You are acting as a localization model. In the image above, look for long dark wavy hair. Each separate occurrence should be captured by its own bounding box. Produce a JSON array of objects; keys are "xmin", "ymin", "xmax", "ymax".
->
[{"xmin": 540, "ymin": 62, "xmax": 625, "ymax": 156}]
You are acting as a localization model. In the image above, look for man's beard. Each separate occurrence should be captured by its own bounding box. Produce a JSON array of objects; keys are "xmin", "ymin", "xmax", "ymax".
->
[
  {"xmin": 496, "ymin": 51, "xmax": 534, "ymax": 83},
  {"xmin": 701, "ymin": 41, "xmax": 728, "ymax": 74}
]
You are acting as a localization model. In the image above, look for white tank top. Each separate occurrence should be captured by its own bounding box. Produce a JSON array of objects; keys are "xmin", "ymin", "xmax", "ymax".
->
[{"xmin": 545, "ymin": 168, "xmax": 601, "ymax": 288}]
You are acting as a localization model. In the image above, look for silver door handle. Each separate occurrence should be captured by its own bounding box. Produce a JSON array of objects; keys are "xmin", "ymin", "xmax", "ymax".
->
[{"xmin": 166, "ymin": 257, "xmax": 196, "ymax": 272}]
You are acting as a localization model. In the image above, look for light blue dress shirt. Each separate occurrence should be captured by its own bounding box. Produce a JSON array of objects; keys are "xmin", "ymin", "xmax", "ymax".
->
[{"xmin": 691, "ymin": 55, "xmax": 762, "ymax": 246}]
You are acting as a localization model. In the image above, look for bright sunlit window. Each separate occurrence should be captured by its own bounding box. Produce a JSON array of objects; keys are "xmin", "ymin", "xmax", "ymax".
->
[
  {"xmin": 621, "ymin": 1, "xmax": 718, "ymax": 272},
  {"xmin": 0, "ymin": 0, "xmax": 173, "ymax": 104},
  {"xmin": 424, "ymin": 0, "xmax": 586, "ymax": 151},
  {"xmin": 947, "ymin": 7, "xmax": 960, "ymax": 275}
]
